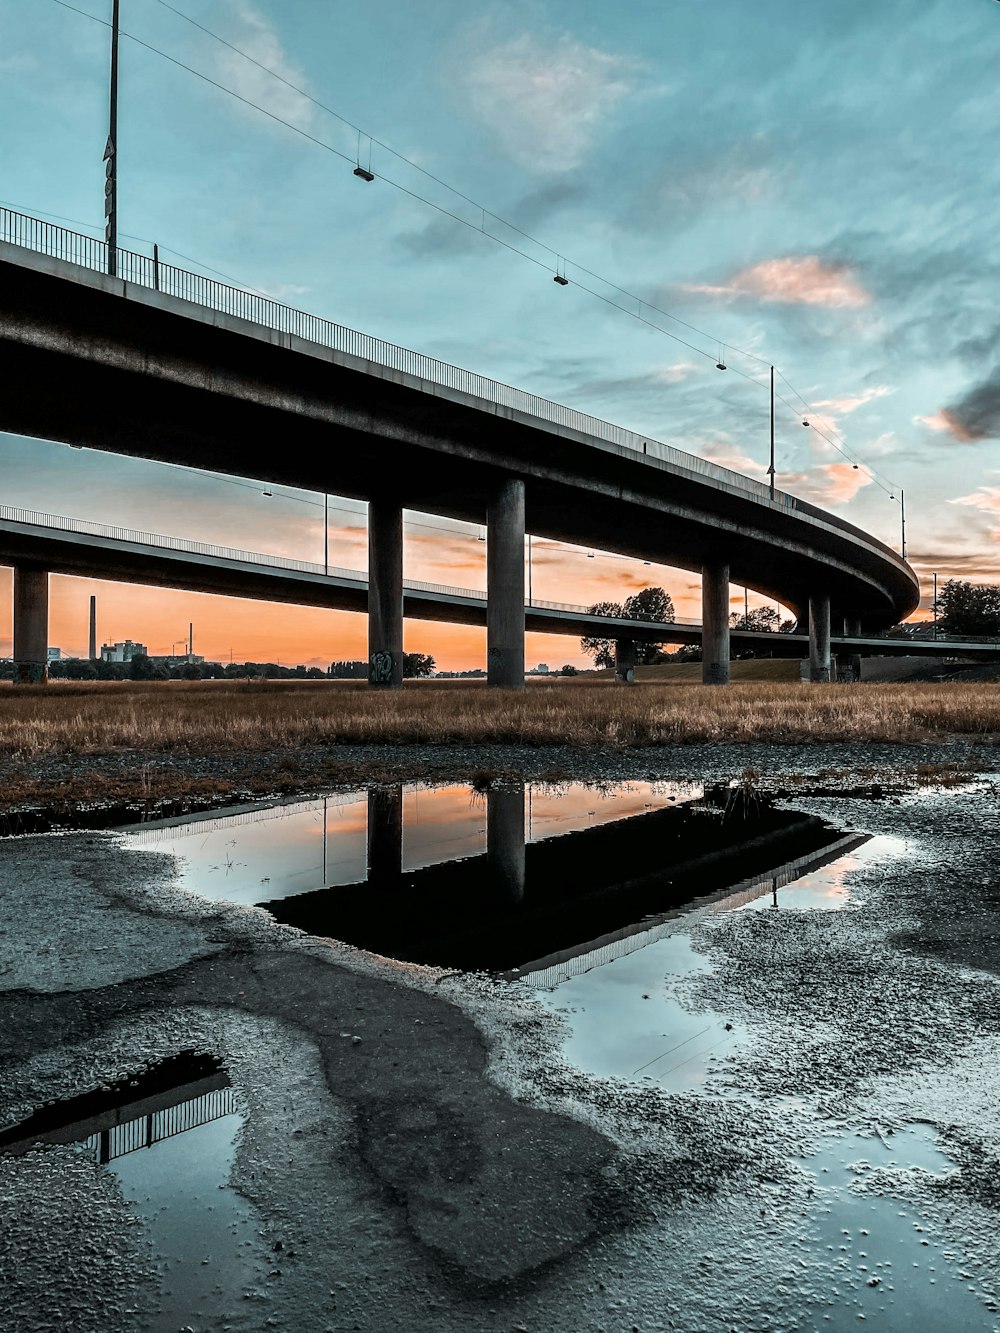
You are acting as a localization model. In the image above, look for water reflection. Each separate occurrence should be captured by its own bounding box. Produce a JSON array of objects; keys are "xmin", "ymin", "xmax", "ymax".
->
[
  {"xmin": 0, "ymin": 1052, "xmax": 259, "ymax": 1331},
  {"xmin": 126, "ymin": 781, "xmax": 853, "ymax": 975}
]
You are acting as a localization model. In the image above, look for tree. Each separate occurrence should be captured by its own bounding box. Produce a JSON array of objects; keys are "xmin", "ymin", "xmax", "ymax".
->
[
  {"xmin": 580, "ymin": 600, "xmax": 624, "ymax": 667},
  {"xmin": 730, "ymin": 606, "xmax": 782, "ymax": 632},
  {"xmin": 403, "ymin": 652, "xmax": 435, "ymax": 678},
  {"xmin": 129, "ymin": 654, "xmax": 168, "ymax": 680},
  {"xmin": 580, "ymin": 588, "xmax": 677, "ymax": 667},
  {"xmin": 936, "ymin": 579, "xmax": 1000, "ymax": 638},
  {"xmin": 623, "ymin": 586, "xmax": 676, "ymax": 665},
  {"xmin": 560, "ymin": 664, "xmax": 578, "ymax": 676},
  {"xmin": 64, "ymin": 657, "xmax": 99, "ymax": 680}
]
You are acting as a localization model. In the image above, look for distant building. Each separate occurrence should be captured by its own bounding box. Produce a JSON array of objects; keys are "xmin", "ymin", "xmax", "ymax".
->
[
  {"xmin": 47, "ymin": 647, "xmax": 61, "ymax": 661},
  {"xmin": 151, "ymin": 653, "xmax": 206, "ymax": 667},
  {"xmin": 100, "ymin": 639, "xmax": 148, "ymax": 663}
]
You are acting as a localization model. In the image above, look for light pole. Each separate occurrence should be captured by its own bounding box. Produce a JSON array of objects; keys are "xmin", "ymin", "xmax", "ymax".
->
[
  {"xmin": 933, "ymin": 571, "xmax": 938, "ymax": 639},
  {"xmin": 105, "ymin": 0, "xmax": 120, "ymax": 276},
  {"xmin": 900, "ymin": 488, "xmax": 907, "ymax": 562},
  {"xmin": 324, "ymin": 492, "xmax": 329, "ymax": 575},
  {"xmin": 768, "ymin": 365, "xmax": 775, "ymax": 501},
  {"xmin": 527, "ymin": 534, "xmax": 533, "ymax": 606}
]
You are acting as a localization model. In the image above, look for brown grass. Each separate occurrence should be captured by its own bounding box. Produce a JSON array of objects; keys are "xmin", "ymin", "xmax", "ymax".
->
[{"xmin": 1, "ymin": 677, "xmax": 999, "ymax": 758}]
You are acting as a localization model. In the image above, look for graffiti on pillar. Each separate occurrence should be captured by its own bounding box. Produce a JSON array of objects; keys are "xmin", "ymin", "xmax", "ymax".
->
[
  {"xmin": 488, "ymin": 646, "xmax": 503, "ymax": 668},
  {"xmin": 14, "ymin": 662, "xmax": 46, "ymax": 685},
  {"xmin": 369, "ymin": 651, "xmax": 395, "ymax": 685}
]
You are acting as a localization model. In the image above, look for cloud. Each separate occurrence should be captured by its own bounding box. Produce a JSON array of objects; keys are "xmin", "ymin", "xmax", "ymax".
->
[
  {"xmin": 922, "ymin": 374, "xmax": 1000, "ymax": 443},
  {"xmin": 812, "ymin": 385, "xmax": 894, "ymax": 414},
  {"xmin": 217, "ymin": 1, "xmax": 317, "ymax": 132},
  {"xmin": 953, "ymin": 485, "xmax": 1000, "ymax": 513},
  {"xmin": 683, "ymin": 256, "xmax": 870, "ymax": 309},
  {"xmin": 462, "ymin": 32, "xmax": 643, "ymax": 171}
]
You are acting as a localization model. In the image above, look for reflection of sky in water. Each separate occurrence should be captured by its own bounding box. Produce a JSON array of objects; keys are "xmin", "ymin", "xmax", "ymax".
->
[
  {"xmin": 797, "ymin": 1124, "xmax": 990, "ymax": 1331},
  {"xmin": 739, "ymin": 836, "xmax": 909, "ymax": 913},
  {"xmin": 109, "ymin": 1114, "xmax": 259, "ymax": 1332},
  {"xmin": 529, "ymin": 835, "xmax": 910, "ymax": 1093},
  {"xmin": 122, "ymin": 780, "xmax": 700, "ymax": 905},
  {"xmin": 535, "ymin": 933, "xmax": 746, "ymax": 1091}
]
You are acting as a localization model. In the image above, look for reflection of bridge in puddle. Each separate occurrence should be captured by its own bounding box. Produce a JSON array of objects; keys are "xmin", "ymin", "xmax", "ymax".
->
[
  {"xmin": 0, "ymin": 1051, "xmax": 235, "ymax": 1163},
  {"xmin": 121, "ymin": 782, "xmax": 870, "ymax": 976},
  {"xmin": 510, "ymin": 831, "xmax": 871, "ymax": 989}
]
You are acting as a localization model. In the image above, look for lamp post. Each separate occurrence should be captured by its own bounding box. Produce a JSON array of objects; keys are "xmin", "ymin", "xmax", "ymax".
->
[
  {"xmin": 933, "ymin": 571, "xmax": 938, "ymax": 639},
  {"xmin": 900, "ymin": 488, "xmax": 907, "ymax": 563},
  {"xmin": 768, "ymin": 365, "xmax": 775, "ymax": 501},
  {"xmin": 105, "ymin": 0, "xmax": 120, "ymax": 276}
]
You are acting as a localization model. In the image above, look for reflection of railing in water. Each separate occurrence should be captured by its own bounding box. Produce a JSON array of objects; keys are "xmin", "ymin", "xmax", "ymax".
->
[
  {"xmin": 82, "ymin": 1087, "xmax": 237, "ymax": 1164},
  {"xmin": 124, "ymin": 792, "xmax": 366, "ymax": 844},
  {"xmin": 510, "ymin": 832, "xmax": 871, "ymax": 989}
]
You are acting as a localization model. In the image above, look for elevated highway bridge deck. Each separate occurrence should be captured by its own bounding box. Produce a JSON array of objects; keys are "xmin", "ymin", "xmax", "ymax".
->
[{"xmin": 0, "ymin": 207, "xmax": 925, "ymax": 684}]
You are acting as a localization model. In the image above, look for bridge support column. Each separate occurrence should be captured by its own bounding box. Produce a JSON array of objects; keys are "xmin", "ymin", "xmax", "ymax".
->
[
  {"xmin": 614, "ymin": 638, "xmax": 636, "ymax": 684},
  {"xmin": 487, "ymin": 785, "xmax": 525, "ymax": 902},
  {"xmin": 368, "ymin": 499, "xmax": 403, "ymax": 688},
  {"xmin": 841, "ymin": 614, "xmax": 863, "ymax": 683},
  {"xmin": 367, "ymin": 784, "xmax": 403, "ymax": 881},
  {"xmin": 487, "ymin": 479, "xmax": 525, "ymax": 689},
  {"xmin": 13, "ymin": 566, "xmax": 49, "ymax": 685},
  {"xmin": 701, "ymin": 561, "xmax": 730, "ymax": 685},
  {"xmin": 808, "ymin": 594, "xmax": 832, "ymax": 683}
]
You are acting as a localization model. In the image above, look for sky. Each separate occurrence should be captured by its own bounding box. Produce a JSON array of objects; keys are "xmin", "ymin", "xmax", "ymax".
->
[{"xmin": 1, "ymin": 0, "xmax": 999, "ymax": 668}]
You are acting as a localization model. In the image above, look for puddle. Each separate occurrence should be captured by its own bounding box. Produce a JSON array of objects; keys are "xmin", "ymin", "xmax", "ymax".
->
[
  {"xmin": 0, "ymin": 1053, "xmax": 261, "ymax": 1332},
  {"xmin": 119, "ymin": 781, "xmax": 702, "ymax": 904},
  {"xmin": 796, "ymin": 1123, "xmax": 995, "ymax": 1331}
]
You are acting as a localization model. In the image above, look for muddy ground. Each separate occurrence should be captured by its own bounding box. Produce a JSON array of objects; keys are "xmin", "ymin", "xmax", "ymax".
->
[{"xmin": 1, "ymin": 743, "xmax": 1000, "ymax": 1331}]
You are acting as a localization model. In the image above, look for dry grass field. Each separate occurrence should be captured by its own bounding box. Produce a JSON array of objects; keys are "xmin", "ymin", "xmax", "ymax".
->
[{"xmin": 0, "ymin": 677, "xmax": 998, "ymax": 757}]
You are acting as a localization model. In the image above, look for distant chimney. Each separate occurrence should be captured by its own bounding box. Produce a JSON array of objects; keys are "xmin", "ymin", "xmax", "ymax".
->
[
  {"xmin": 189, "ymin": 622, "xmax": 193, "ymax": 657},
  {"xmin": 89, "ymin": 595, "xmax": 97, "ymax": 661}
]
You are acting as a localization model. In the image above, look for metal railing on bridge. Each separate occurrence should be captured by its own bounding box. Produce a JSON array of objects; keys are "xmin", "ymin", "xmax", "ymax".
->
[
  {"xmin": 0, "ymin": 502, "xmax": 599, "ymax": 614},
  {"xmin": 0, "ymin": 205, "xmax": 799, "ymax": 510}
]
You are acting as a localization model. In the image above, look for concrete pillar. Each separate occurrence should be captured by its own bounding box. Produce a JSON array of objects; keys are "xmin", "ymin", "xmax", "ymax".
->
[
  {"xmin": 701, "ymin": 561, "xmax": 730, "ymax": 685},
  {"xmin": 809, "ymin": 594, "xmax": 832, "ymax": 683},
  {"xmin": 13, "ymin": 566, "xmax": 49, "ymax": 685},
  {"xmin": 368, "ymin": 499, "xmax": 404, "ymax": 688},
  {"xmin": 487, "ymin": 786, "xmax": 526, "ymax": 902},
  {"xmin": 487, "ymin": 479, "xmax": 525, "ymax": 689},
  {"xmin": 614, "ymin": 638, "xmax": 636, "ymax": 684},
  {"xmin": 367, "ymin": 784, "xmax": 403, "ymax": 881},
  {"xmin": 88, "ymin": 595, "xmax": 97, "ymax": 661},
  {"xmin": 842, "ymin": 614, "xmax": 863, "ymax": 683}
]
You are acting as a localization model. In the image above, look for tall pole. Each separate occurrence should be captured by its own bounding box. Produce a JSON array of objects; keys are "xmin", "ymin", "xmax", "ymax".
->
[
  {"xmin": 105, "ymin": 0, "xmax": 120, "ymax": 277},
  {"xmin": 933, "ymin": 571, "xmax": 938, "ymax": 639},
  {"xmin": 768, "ymin": 365, "xmax": 775, "ymax": 501},
  {"xmin": 900, "ymin": 488, "xmax": 906, "ymax": 563},
  {"xmin": 324, "ymin": 493, "xmax": 329, "ymax": 575},
  {"xmin": 744, "ymin": 586, "xmax": 749, "ymax": 627},
  {"xmin": 527, "ymin": 534, "xmax": 532, "ymax": 607}
]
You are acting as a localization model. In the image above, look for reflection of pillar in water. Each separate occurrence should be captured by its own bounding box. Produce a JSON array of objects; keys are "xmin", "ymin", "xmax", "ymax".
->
[
  {"xmin": 771, "ymin": 877, "xmax": 779, "ymax": 909},
  {"xmin": 367, "ymin": 785, "xmax": 403, "ymax": 880},
  {"xmin": 322, "ymin": 796, "xmax": 327, "ymax": 885},
  {"xmin": 487, "ymin": 786, "xmax": 526, "ymax": 902}
]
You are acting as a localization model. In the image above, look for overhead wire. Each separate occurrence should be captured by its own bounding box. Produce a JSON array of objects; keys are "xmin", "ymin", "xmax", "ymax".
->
[{"xmin": 43, "ymin": 0, "xmax": 902, "ymax": 503}]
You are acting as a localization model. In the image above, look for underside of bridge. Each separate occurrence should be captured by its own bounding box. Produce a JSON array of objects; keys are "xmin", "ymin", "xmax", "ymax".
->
[{"xmin": 0, "ymin": 242, "xmax": 922, "ymax": 686}]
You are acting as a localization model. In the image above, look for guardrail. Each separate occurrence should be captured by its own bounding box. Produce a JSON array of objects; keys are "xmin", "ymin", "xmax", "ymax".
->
[
  {"xmin": 3, "ymin": 503, "xmax": 957, "ymax": 640},
  {"xmin": 0, "ymin": 205, "xmax": 800, "ymax": 510}
]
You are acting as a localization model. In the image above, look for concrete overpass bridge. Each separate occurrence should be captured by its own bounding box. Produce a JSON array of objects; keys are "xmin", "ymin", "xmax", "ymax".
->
[
  {"xmin": 0, "ymin": 206, "xmax": 922, "ymax": 685},
  {"xmin": 5, "ymin": 505, "xmax": 996, "ymax": 673}
]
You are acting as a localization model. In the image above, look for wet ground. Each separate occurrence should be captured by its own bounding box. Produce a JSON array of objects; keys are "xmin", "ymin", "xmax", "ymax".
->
[{"xmin": 1, "ymin": 746, "xmax": 1000, "ymax": 1331}]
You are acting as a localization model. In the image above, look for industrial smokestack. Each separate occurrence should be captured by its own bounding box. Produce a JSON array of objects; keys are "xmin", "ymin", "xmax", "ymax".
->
[
  {"xmin": 189, "ymin": 622, "xmax": 193, "ymax": 658},
  {"xmin": 89, "ymin": 595, "xmax": 97, "ymax": 661}
]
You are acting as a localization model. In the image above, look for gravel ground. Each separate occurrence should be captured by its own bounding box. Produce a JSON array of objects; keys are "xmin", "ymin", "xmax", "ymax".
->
[{"xmin": 1, "ymin": 745, "xmax": 999, "ymax": 1330}]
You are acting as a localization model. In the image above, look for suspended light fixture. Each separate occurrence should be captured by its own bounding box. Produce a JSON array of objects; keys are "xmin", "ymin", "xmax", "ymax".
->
[
  {"xmin": 553, "ymin": 273, "xmax": 569, "ymax": 286},
  {"xmin": 261, "ymin": 488, "xmax": 273, "ymax": 497},
  {"xmin": 716, "ymin": 343, "xmax": 727, "ymax": 371},
  {"xmin": 853, "ymin": 463, "xmax": 859, "ymax": 470},
  {"xmin": 802, "ymin": 419, "xmax": 810, "ymax": 427},
  {"xmin": 353, "ymin": 166, "xmax": 375, "ymax": 182}
]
